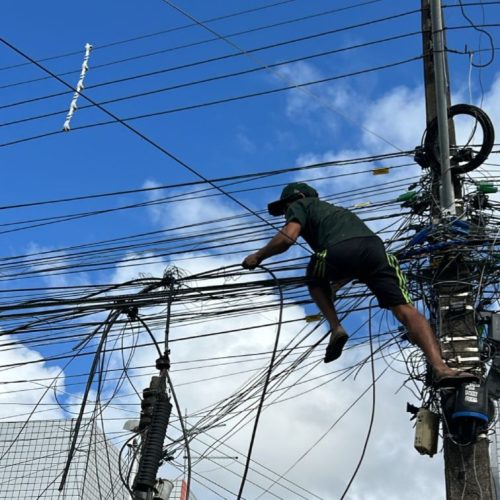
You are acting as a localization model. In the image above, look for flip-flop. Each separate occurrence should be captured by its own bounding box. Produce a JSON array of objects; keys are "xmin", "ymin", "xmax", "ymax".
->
[
  {"xmin": 434, "ymin": 371, "xmax": 479, "ymax": 389},
  {"xmin": 324, "ymin": 333, "xmax": 348, "ymax": 363}
]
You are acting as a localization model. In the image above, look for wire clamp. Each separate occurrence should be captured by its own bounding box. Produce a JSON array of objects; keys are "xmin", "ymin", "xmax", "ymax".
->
[{"xmin": 156, "ymin": 353, "xmax": 170, "ymax": 371}]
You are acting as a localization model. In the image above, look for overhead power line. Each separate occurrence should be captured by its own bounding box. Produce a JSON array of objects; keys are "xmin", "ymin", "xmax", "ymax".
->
[
  {"xmin": 0, "ymin": 6, "xmax": 419, "ymax": 91},
  {"xmin": 0, "ymin": 0, "xmax": 302, "ymax": 72},
  {"xmin": 0, "ymin": 0, "xmax": 493, "ymax": 74},
  {"xmin": 0, "ymin": 179, "xmax": 409, "ymax": 238},
  {"xmin": 161, "ymin": 0, "xmax": 419, "ymax": 153},
  {"xmin": 0, "ymin": 150, "xmax": 410, "ymax": 211},
  {"xmin": 0, "ymin": 30, "xmax": 420, "ymax": 128},
  {"xmin": 0, "ymin": 55, "xmax": 422, "ymax": 149},
  {"xmin": 0, "ymin": 37, "xmax": 293, "ymax": 246}
]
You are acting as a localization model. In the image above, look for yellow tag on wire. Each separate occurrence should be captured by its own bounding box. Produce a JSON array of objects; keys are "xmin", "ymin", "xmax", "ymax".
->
[
  {"xmin": 372, "ymin": 167, "xmax": 390, "ymax": 175},
  {"xmin": 305, "ymin": 314, "xmax": 322, "ymax": 323}
]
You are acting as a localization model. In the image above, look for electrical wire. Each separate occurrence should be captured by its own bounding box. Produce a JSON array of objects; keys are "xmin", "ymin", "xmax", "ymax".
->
[
  {"xmin": 166, "ymin": 372, "xmax": 192, "ymax": 500},
  {"xmin": 0, "ymin": 150, "xmax": 411, "ymax": 211},
  {"xmin": 0, "ymin": 4, "xmax": 416, "ymax": 91},
  {"xmin": 0, "ymin": 20, "xmax": 498, "ymax": 491},
  {"xmin": 234, "ymin": 264, "xmax": 283, "ymax": 498},
  {"xmin": 57, "ymin": 310, "xmax": 120, "ymax": 491},
  {"xmin": 0, "ymin": 55, "xmax": 422, "ymax": 149},
  {"xmin": 339, "ymin": 298, "xmax": 377, "ymax": 499},
  {"xmin": 0, "ymin": 31, "xmax": 421, "ymax": 129},
  {"xmin": 457, "ymin": 0, "xmax": 495, "ymax": 67}
]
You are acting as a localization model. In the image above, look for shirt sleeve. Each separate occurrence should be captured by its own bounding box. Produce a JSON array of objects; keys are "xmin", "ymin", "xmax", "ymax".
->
[{"xmin": 285, "ymin": 199, "xmax": 307, "ymax": 227}]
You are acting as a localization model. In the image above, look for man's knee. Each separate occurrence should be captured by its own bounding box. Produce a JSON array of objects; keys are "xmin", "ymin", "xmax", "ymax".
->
[{"xmin": 307, "ymin": 279, "xmax": 332, "ymax": 299}]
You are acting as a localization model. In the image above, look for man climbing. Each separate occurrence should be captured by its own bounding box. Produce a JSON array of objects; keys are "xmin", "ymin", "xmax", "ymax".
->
[{"xmin": 242, "ymin": 182, "xmax": 477, "ymax": 387}]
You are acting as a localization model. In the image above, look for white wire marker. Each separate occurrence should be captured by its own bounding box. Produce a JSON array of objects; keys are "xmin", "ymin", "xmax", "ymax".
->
[{"xmin": 62, "ymin": 42, "xmax": 93, "ymax": 132}]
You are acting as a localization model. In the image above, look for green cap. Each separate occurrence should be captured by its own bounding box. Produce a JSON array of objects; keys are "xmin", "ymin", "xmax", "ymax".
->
[{"xmin": 268, "ymin": 182, "xmax": 319, "ymax": 216}]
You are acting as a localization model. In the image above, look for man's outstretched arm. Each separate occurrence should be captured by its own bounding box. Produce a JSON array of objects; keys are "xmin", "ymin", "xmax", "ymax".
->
[{"xmin": 242, "ymin": 222, "xmax": 301, "ymax": 269}]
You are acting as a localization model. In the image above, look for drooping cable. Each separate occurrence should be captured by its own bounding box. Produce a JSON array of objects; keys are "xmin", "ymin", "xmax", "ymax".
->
[
  {"xmin": 457, "ymin": 0, "xmax": 495, "ymax": 67},
  {"xmin": 236, "ymin": 264, "xmax": 283, "ymax": 499},
  {"xmin": 339, "ymin": 298, "xmax": 377, "ymax": 499},
  {"xmin": 166, "ymin": 371, "xmax": 192, "ymax": 500},
  {"xmin": 58, "ymin": 309, "xmax": 119, "ymax": 491},
  {"xmin": 136, "ymin": 280, "xmax": 192, "ymax": 500}
]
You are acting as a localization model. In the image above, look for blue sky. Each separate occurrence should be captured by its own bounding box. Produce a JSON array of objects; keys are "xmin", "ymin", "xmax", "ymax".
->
[
  {"xmin": 0, "ymin": 1, "xmax": 441, "ymax": 209},
  {"xmin": 1, "ymin": 1, "xmax": 496, "ymax": 223},
  {"xmin": 1, "ymin": 1, "xmax": 500, "ymax": 498}
]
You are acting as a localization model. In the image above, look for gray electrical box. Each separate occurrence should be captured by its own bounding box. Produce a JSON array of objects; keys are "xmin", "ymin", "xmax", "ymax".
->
[
  {"xmin": 414, "ymin": 408, "xmax": 439, "ymax": 457},
  {"xmin": 489, "ymin": 314, "xmax": 500, "ymax": 343}
]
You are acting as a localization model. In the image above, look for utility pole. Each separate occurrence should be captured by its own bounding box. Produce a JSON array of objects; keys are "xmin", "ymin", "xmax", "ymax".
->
[
  {"xmin": 428, "ymin": 0, "xmax": 455, "ymax": 215},
  {"xmin": 419, "ymin": 1, "xmax": 493, "ymax": 498}
]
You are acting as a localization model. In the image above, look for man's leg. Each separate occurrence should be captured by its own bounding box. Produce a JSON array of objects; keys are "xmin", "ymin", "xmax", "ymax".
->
[
  {"xmin": 308, "ymin": 281, "xmax": 348, "ymax": 362},
  {"xmin": 308, "ymin": 281, "xmax": 340, "ymax": 330},
  {"xmin": 358, "ymin": 237, "xmax": 477, "ymax": 385},
  {"xmin": 391, "ymin": 303, "xmax": 477, "ymax": 383}
]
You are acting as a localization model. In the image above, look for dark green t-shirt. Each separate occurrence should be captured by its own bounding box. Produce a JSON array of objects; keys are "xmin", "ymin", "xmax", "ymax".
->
[{"xmin": 285, "ymin": 198, "xmax": 375, "ymax": 251}]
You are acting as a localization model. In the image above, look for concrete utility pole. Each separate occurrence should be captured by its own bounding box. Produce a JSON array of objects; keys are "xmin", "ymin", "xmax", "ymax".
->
[
  {"xmin": 420, "ymin": 1, "xmax": 492, "ymax": 498},
  {"xmin": 428, "ymin": 0, "xmax": 455, "ymax": 215}
]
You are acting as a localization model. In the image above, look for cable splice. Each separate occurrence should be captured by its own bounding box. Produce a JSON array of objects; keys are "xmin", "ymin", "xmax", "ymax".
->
[{"xmin": 133, "ymin": 380, "xmax": 172, "ymax": 494}]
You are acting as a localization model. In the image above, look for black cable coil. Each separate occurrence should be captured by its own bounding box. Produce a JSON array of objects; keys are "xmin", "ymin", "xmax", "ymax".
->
[
  {"xmin": 133, "ymin": 396, "xmax": 172, "ymax": 493},
  {"xmin": 423, "ymin": 104, "xmax": 495, "ymax": 175}
]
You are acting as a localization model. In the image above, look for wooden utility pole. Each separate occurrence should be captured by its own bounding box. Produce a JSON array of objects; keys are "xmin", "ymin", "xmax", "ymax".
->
[{"xmin": 420, "ymin": 1, "xmax": 492, "ymax": 498}]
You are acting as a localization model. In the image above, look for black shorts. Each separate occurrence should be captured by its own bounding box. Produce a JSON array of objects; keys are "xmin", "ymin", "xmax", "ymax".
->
[{"xmin": 306, "ymin": 236, "xmax": 411, "ymax": 309}]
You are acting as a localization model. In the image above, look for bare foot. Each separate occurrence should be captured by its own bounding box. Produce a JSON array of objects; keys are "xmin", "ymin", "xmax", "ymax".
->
[
  {"xmin": 324, "ymin": 327, "xmax": 349, "ymax": 363},
  {"xmin": 433, "ymin": 368, "xmax": 479, "ymax": 388},
  {"xmin": 434, "ymin": 366, "xmax": 458, "ymax": 379}
]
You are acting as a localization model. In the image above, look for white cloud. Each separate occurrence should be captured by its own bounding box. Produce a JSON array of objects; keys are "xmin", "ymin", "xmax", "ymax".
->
[
  {"xmin": 0, "ymin": 335, "xmax": 65, "ymax": 421},
  {"xmin": 361, "ymin": 85, "xmax": 425, "ymax": 153},
  {"xmin": 143, "ymin": 180, "xmax": 241, "ymax": 230},
  {"xmin": 236, "ymin": 128, "xmax": 257, "ymax": 154},
  {"xmin": 22, "ymin": 242, "xmax": 90, "ymax": 289},
  {"xmin": 482, "ymin": 73, "xmax": 500, "ymax": 127},
  {"xmin": 276, "ymin": 61, "xmax": 366, "ymax": 136}
]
